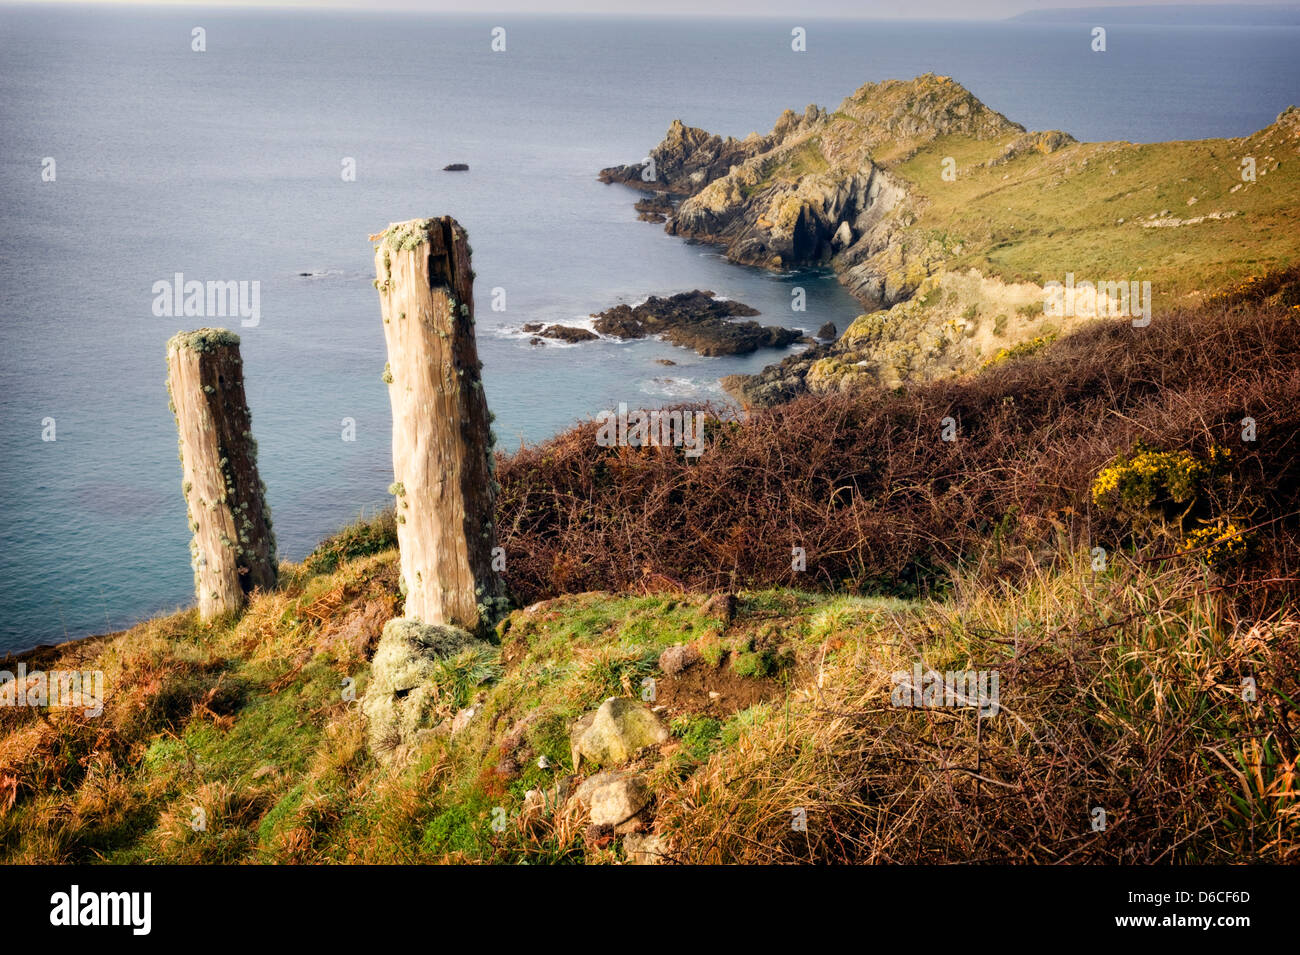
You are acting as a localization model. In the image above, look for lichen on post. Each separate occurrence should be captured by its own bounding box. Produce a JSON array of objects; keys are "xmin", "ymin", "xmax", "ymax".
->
[
  {"xmin": 166, "ymin": 328, "xmax": 277, "ymax": 621},
  {"xmin": 371, "ymin": 217, "xmax": 507, "ymax": 633}
]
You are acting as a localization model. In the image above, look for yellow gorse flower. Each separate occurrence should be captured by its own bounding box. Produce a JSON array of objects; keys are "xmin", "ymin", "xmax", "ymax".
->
[
  {"xmin": 1180, "ymin": 519, "xmax": 1249, "ymax": 567},
  {"xmin": 1091, "ymin": 445, "xmax": 1219, "ymax": 510}
]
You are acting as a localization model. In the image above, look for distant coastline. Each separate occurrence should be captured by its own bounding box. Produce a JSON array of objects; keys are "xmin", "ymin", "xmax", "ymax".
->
[{"xmin": 1007, "ymin": 3, "xmax": 1300, "ymax": 26}]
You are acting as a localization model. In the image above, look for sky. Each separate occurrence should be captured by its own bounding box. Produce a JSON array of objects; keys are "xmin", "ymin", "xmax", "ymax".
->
[{"xmin": 12, "ymin": 0, "xmax": 1300, "ymax": 20}]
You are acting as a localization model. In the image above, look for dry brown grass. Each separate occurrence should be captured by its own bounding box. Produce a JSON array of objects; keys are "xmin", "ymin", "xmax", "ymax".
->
[{"xmin": 652, "ymin": 555, "xmax": 1299, "ymax": 863}]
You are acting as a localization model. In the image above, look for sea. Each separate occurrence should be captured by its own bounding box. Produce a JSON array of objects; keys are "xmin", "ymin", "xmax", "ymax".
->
[{"xmin": 1, "ymin": 4, "xmax": 1297, "ymax": 651}]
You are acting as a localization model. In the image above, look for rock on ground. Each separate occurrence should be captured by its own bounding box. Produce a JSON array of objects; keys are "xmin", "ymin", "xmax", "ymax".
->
[
  {"xmin": 572, "ymin": 770, "xmax": 651, "ymax": 827},
  {"xmin": 623, "ymin": 832, "xmax": 667, "ymax": 864},
  {"xmin": 571, "ymin": 697, "xmax": 669, "ymax": 769},
  {"xmin": 659, "ymin": 643, "xmax": 701, "ymax": 676}
]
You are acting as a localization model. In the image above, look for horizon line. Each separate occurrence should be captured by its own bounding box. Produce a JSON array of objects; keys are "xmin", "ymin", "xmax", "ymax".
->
[{"xmin": 7, "ymin": 0, "xmax": 1300, "ymax": 22}]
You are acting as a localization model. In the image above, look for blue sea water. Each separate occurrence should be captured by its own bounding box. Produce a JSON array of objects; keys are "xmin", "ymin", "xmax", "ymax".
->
[{"xmin": 1, "ymin": 6, "xmax": 1297, "ymax": 652}]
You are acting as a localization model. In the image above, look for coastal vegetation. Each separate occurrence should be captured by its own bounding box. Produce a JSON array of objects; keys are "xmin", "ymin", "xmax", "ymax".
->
[{"xmin": 2, "ymin": 277, "xmax": 1296, "ymax": 863}]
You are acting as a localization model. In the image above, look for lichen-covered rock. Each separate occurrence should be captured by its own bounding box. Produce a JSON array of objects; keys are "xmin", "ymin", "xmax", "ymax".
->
[
  {"xmin": 700, "ymin": 592, "xmax": 737, "ymax": 624},
  {"xmin": 362, "ymin": 617, "xmax": 489, "ymax": 760},
  {"xmin": 726, "ymin": 268, "xmax": 1058, "ymax": 406},
  {"xmin": 598, "ymin": 118, "xmax": 775, "ymax": 195},
  {"xmin": 572, "ymin": 770, "xmax": 651, "ymax": 827},
  {"xmin": 623, "ymin": 831, "xmax": 667, "ymax": 864},
  {"xmin": 571, "ymin": 697, "xmax": 669, "ymax": 769}
]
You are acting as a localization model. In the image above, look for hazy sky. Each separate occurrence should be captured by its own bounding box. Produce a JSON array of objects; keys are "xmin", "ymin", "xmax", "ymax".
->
[{"xmin": 18, "ymin": 0, "xmax": 1298, "ymax": 19}]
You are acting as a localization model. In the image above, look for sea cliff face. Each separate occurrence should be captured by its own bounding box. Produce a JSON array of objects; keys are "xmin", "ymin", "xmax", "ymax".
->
[
  {"xmin": 601, "ymin": 75, "xmax": 1038, "ymax": 313},
  {"xmin": 602, "ymin": 75, "xmax": 1300, "ymax": 406}
]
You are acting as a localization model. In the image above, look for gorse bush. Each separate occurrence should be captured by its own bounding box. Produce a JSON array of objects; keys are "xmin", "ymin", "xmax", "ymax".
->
[
  {"xmin": 1090, "ymin": 444, "xmax": 1215, "ymax": 512},
  {"xmin": 980, "ymin": 333, "xmax": 1055, "ymax": 369},
  {"xmin": 1180, "ymin": 518, "xmax": 1251, "ymax": 569},
  {"xmin": 1089, "ymin": 442, "xmax": 1238, "ymax": 544}
]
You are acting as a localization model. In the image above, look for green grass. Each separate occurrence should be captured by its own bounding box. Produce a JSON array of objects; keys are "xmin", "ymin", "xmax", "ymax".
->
[{"xmin": 892, "ymin": 126, "xmax": 1300, "ymax": 302}]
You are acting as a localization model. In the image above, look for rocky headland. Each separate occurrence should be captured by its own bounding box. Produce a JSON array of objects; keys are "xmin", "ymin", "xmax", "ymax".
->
[{"xmin": 601, "ymin": 74, "xmax": 1300, "ymax": 405}]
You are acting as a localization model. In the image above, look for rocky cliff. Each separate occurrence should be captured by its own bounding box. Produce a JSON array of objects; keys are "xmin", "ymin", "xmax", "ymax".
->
[{"xmin": 601, "ymin": 74, "xmax": 1041, "ymax": 313}]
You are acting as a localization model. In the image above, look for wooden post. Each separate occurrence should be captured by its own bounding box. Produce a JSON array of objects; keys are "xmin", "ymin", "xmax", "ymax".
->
[
  {"xmin": 166, "ymin": 328, "xmax": 277, "ymax": 620},
  {"xmin": 372, "ymin": 217, "xmax": 506, "ymax": 632}
]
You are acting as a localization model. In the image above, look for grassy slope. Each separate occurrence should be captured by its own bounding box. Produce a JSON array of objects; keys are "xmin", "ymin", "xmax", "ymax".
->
[
  {"xmin": 891, "ymin": 115, "xmax": 1300, "ymax": 302},
  {"xmin": 2, "ymin": 539, "xmax": 1295, "ymax": 863}
]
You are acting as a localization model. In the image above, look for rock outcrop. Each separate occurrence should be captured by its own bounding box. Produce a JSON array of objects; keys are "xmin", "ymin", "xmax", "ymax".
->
[
  {"xmin": 599, "ymin": 117, "xmax": 776, "ymax": 194},
  {"xmin": 572, "ymin": 770, "xmax": 652, "ymax": 827},
  {"xmin": 604, "ymin": 74, "xmax": 1300, "ymax": 408},
  {"xmin": 521, "ymin": 323, "xmax": 599, "ymax": 344},
  {"xmin": 601, "ymin": 75, "xmax": 1037, "ymax": 314},
  {"xmin": 724, "ymin": 269, "xmax": 1054, "ymax": 406},
  {"xmin": 590, "ymin": 289, "xmax": 799, "ymax": 357}
]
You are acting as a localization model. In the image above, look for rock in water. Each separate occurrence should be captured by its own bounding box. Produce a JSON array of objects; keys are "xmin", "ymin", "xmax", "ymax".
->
[
  {"xmin": 538, "ymin": 325, "xmax": 598, "ymax": 343},
  {"xmin": 571, "ymin": 697, "xmax": 670, "ymax": 769},
  {"xmin": 362, "ymin": 618, "xmax": 489, "ymax": 760},
  {"xmin": 590, "ymin": 289, "xmax": 799, "ymax": 357},
  {"xmin": 817, "ymin": 321, "xmax": 838, "ymax": 340},
  {"xmin": 634, "ymin": 195, "xmax": 675, "ymax": 223}
]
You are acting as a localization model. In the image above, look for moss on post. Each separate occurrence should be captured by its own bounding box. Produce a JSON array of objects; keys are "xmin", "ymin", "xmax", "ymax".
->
[
  {"xmin": 166, "ymin": 327, "xmax": 277, "ymax": 621},
  {"xmin": 371, "ymin": 217, "xmax": 507, "ymax": 633}
]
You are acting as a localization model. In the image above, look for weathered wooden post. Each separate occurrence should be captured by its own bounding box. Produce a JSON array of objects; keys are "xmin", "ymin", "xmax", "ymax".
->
[
  {"xmin": 166, "ymin": 328, "xmax": 277, "ymax": 620},
  {"xmin": 372, "ymin": 217, "xmax": 506, "ymax": 632}
]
